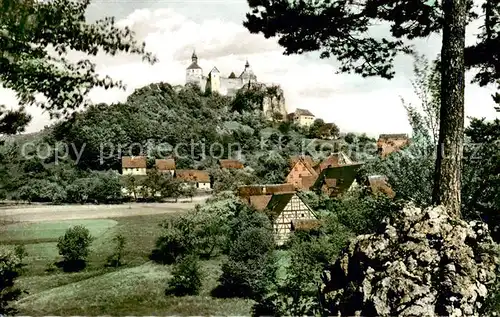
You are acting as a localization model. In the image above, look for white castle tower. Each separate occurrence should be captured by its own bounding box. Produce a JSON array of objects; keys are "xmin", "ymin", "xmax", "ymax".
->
[{"xmin": 185, "ymin": 51, "xmax": 203, "ymax": 87}]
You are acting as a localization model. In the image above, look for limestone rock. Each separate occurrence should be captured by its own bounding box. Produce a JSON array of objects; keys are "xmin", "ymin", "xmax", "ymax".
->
[{"xmin": 320, "ymin": 204, "xmax": 499, "ymax": 316}]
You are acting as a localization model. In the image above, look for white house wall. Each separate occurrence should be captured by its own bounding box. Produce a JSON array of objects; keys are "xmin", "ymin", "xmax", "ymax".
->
[{"xmin": 272, "ymin": 195, "xmax": 316, "ymax": 245}]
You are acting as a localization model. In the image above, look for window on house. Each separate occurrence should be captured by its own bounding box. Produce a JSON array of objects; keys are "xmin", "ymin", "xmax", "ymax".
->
[{"xmin": 301, "ymin": 213, "xmax": 304, "ymax": 217}]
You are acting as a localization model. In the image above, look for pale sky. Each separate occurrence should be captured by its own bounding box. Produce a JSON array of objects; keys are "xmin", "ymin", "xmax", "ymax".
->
[{"xmin": 1, "ymin": 0, "xmax": 498, "ymax": 137}]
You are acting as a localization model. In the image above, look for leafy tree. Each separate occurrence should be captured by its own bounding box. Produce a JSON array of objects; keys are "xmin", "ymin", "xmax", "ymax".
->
[
  {"xmin": 308, "ymin": 119, "xmax": 340, "ymax": 140},
  {"xmin": 243, "ymin": 0, "xmax": 500, "ymax": 217},
  {"xmin": 462, "ymin": 118, "xmax": 500, "ymax": 240},
  {"xmin": 150, "ymin": 216, "xmax": 196, "ymax": 264},
  {"xmin": 0, "ymin": 0, "xmax": 156, "ymax": 118},
  {"xmin": 166, "ymin": 255, "xmax": 203, "ymax": 296},
  {"xmin": 106, "ymin": 234, "xmax": 126, "ymax": 267},
  {"xmin": 401, "ymin": 54, "xmax": 441, "ymax": 146},
  {"xmin": 0, "ymin": 105, "xmax": 31, "ymax": 136},
  {"xmin": 0, "ymin": 248, "xmax": 23, "ymax": 315},
  {"xmin": 216, "ymin": 227, "xmax": 277, "ymax": 299},
  {"xmin": 56, "ymin": 225, "xmax": 94, "ymax": 271},
  {"xmin": 214, "ymin": 207, "xmax": 277, "ymax": 300}
]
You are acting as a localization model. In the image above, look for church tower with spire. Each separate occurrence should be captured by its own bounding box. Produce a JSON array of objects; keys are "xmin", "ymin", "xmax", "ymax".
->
[{"xmin": 185, "ymin": 50, "xmax": 203, "ymax": 87}]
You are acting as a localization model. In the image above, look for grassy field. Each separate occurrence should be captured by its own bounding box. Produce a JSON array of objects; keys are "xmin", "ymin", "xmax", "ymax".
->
[{"xmin": 1, "ymin": 213, "xmax": 253, "ymax": 315}]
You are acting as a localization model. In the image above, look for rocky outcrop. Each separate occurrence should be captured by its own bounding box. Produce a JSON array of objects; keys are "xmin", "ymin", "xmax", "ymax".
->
[
  {"xmin": 320, "ymin": 205, "xmax": 499, "ymax": 316},
  {"xmin": 240, "ymin": 83, "xmax": 287, "ymax": 121}
]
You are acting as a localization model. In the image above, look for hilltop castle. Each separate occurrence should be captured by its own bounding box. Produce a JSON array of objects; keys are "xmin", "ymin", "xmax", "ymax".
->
[
  {"xmin": 185, "ymin": 51, "xmax": 288, "ymax": 120},
  {"xmin": 185, "ymin": 51, "xmax": 259, "ymax": 96}
]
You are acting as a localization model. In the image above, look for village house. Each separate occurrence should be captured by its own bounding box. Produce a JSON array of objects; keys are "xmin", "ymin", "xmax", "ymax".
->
[
  {"xmin": 286, "ymin": 155, "xmax": 318, "ymax": 190},
  {"xmin": 219, "ymin": 159, "xmax": 244, "ymax": 169},
  {"xmin": 288, "ymin": 108, "xmax": 316, "ymax": 127},
  {"xmin": 313, "ymin": 162, "xmax": 364, "ymax": 197},
  {"xmin": 121, "ymin": 156, "xmax": 147, "ymax": 176},
  {"xmin": 175, "ymin": 169, "xmax": 211, "ymax": 190},
  {"xmin": 265, "ymin": 192, "xmax": 318, "ymax": 245},
  {"xmin": 155, "ymin": 158, "xmax": 175, "ymax": 176},
  {"xmin": 377, "ymin": 134, "xmax": 410, "ymax": 157},
  {"xmin": 237, "ymin": 184, "xmax": 318, "ymax": 245}
]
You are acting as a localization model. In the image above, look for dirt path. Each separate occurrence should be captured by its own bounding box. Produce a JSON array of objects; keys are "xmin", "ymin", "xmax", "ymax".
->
[{"xmin": 0, "ymin": 196, "xmax": 209, "ymax": 223}]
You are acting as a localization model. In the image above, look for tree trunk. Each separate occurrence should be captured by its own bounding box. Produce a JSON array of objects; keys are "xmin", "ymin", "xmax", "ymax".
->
[{"xmin": 432, "ymin": 0, "xmax": 467, "ymax": 218}]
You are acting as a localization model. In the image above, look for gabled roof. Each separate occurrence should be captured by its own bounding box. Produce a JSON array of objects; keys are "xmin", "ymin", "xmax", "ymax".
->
[
  {"xmin": 265, "ymin": 192, "xmax": 315, "ymax": 221},
  {"xmin": 122, "ymin": 156, "xmax": 147, "ymax": 168},
  {"xmin": 155, "ymin": 158, "xmax": 175, "ymax": 171},
  {"xmin": 314, "ymin": 163, "xmax": 363, "ymax": 196},
  {"xmin": 265, "ymin": 193, "xmax": 295, "ymax": 220},
  {"xmin": 175, "ymin": 169, "xmax": 210, "ymax": 183},
  {"xmin": 294, "ymin": 108, "xmax": 315, "ymax": 117},
  {"xmin": 209, "ymin": 66, "xmax": 220, "ymax": 74},
  {"xmin": 219, "ymin": 159, "xmax": 244, "ymax": 169},
  {"xmin": 289, "ymin": 155, "xmax": 315, "ymax": 169},
  {"xmin": 289, "ymin": 155, "xmax": 318, "ymax": 176},
  {"xmin": 187, "ymin": 62, "xmax": 202, "ymax": 70}
]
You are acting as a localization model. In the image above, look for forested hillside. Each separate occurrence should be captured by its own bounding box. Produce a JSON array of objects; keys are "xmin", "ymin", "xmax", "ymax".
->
[{"xmin": 1, "ymin": 82, "xmax": 366, "ymax": 203}]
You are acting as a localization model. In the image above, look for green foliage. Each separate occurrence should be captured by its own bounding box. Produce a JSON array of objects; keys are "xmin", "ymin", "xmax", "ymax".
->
[
  {"xmin": 307, "ymin": 118, "xmax": 340, "ymax": 140},
  {"xmin": 151, "ymin": 197, "xmax": 238, "ymax": 263},
  {"xmin": 215, "ymin": 207, "xmax": 277, "ymax": 300},
  {"xmin": 211, "ymin": 168, "xmax": 259, "ymax": 193},
  {"xmin": 150, "ymin": 216, "xmax": 195, "ymax": 264},
  {"xmin": 166, "ymin": 255, "xmax": 203, "ymax": 296},
  {"xmin": 462, "ymin": 118, "xmax": 500, "ymax": 240},
  {"xmin": 0, "ymin": 248, "xmax": 23, "ymax": 315},
  {"xmin": 0, "ymin": 105, "xmax": 32, "ymax": 135},
  {"xmin": 106, "ymin": 234, "xmax": 126, "ymax": 268},
  {"xmin": 56, "ymin": 226, "xmax": 94, "ymax": 271},
  {"xmin": 311, "ymin": 190, "xmax": 402, "ymax": 235}
]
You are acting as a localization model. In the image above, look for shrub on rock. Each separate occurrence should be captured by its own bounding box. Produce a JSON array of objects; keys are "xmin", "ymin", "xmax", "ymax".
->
[{"xmin": 320, "ymin": 205, "xmax": 499, "ymax": 316}]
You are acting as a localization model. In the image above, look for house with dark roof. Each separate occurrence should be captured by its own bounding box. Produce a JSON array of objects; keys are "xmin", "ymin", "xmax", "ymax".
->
[
  {"xmin": 286, "ymin": 155, "xmax": 318, "ymax": 190},
  {"xmin": 155, "ymin": 158, "xmax": 176, "ymax": 176},
  {"xmin": 122, "ymin": 156, "xmax": 147, "ymax": 176},
  {"xmin": 377, "ymin": 133, "xmax": 410, "ymax": 157},
  {"xmin": 288, "ymin": 108, "xmax": 316, "ymax": 127},
  {"xmin": 313, "ymin": 163, "xmax": 364, "ymax": 197},
  {"xmin": 219, "ymin": 159, "xmax": 244, "ymax": 169},
  {"xmin": 264, "ymin": 192, "xmax": 318, "ymax": 245},
  {"xmin": 175, "ymin": 169, "xmax": 211, "ymax": 190}
]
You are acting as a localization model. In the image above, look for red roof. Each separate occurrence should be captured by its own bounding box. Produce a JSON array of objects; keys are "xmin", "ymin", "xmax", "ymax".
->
[{"xmin": 122, "ymin": 156, "xmax": 147, "ymax": 168}]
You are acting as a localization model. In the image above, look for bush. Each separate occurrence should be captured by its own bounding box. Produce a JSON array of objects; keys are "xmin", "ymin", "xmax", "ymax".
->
[
  {"xmin": 166, "ymin": 255, "xmax": 203, "ymax": 296},
  {"xmin": 56, "ymin": 226, "xmax": 94, "ymax": 272},
  {"xmin": 150, "ymin": 216, "xmax": 196, "ymax": 264},
  {"xmin": 0, "ymin": 248, "xmax": 23, "ymax": 315},
  {"xmin": 215, "ymin": 227, "xmax": 277, "ymax": 299}
]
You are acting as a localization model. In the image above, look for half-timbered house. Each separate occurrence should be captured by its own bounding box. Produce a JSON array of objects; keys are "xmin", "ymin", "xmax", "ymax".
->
[{"xmin": 264, "ymin": 192, "xmax": 318, "ymax": 245}]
